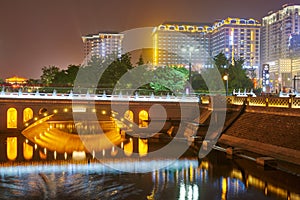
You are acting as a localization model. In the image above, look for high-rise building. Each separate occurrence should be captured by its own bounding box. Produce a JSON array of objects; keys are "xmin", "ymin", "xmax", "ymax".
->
[
  {"xmin": 152, "ymin": 22, "xmax": 212, "ymax": 72},
  {"xmin": 82, "ymin": 32, "xmax": 124, "ymax": 65},
  {"xmin": 153, "ymin": 18, "xmax": 261, "ymax": 76},
  {"xmin": 261, "ymin": 4, "xmax": 300, "ymax": 91},
  {"xmin": 211, "ymin": 17, "xmax": 261, "ymax": 71}
]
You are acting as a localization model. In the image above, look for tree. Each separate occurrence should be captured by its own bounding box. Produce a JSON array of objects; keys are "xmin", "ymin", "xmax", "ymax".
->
[
  {"xmin": 199, "ymin": 53, "xmax": 253, "ymax": 93},
  {"xmin": 136, "ymin": 54, "xmax": 144, "ymax": 66},
  {"xmin": 149, "ymin": 66, "xmax": 188, "ymax": 94},
  {"xmin": 53, "ymin": 65, "xmax": 80, "ymax": 86},
  {"xmin": 40, "ymin": 66, "xmax": 60, "ymax": 86},
  {"xmin": 228, "ymin": 59, "xmax": 253, "ymax": 90}
]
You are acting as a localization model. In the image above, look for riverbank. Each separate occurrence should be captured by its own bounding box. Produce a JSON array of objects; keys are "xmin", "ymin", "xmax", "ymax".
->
[{"xmin": 210, "ymin": 105, "xmax": 300, "ymax": 169}]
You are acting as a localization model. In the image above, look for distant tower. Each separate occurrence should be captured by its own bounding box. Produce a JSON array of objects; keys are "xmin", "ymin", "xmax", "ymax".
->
[
  {"xmin": 261, "ymin": 4, "xmax": 300, "ymax": 90},
  {"xmin": 82, "ymin": 32, "xmax": 124, "ymax": 65}
]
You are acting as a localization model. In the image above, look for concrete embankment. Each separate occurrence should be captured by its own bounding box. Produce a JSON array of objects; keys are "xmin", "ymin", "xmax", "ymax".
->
[{"xmin": 199, "ymin": 105, "xmax": 300, "ymax": 166}]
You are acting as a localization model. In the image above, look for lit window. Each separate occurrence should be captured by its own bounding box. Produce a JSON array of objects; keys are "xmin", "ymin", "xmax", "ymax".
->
[
  {"xmin": 23, "ymin": 108, "xmax": 33, "ymax": 122},
  {"xmin": 7, "ymin": 108, "xmax": 17, "ymax": 128},
  {"xmin": 139, "ymin": 110, "xmax": 149, "ymax": 128}
]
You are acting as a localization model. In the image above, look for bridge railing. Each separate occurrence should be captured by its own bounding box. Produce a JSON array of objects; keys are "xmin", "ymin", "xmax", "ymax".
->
[
  {"xmin": 0, "ymin": 90, "xmax": 200, "ymax": 103},
  {"xmin": 226, "ymin": 95, "xmax": 300, "ymax": 109}
]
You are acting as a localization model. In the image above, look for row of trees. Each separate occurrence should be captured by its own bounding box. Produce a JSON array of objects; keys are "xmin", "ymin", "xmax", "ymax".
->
[
  {"xmin": 38, "ymin": 52, "xmax": 253, "ymax": 94},
  {"xmin": 192, "ymin": 53, "xmax": 253, "ymax": 92}
]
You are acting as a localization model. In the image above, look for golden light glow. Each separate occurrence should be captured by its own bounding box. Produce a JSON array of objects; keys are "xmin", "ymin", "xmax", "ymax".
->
[
  {"xmin": 199, "ymin": 161, "xmax": 209, "ymax": 170},
  {"xmin": 7, "ymin": 137, "xmax": 17, "ymax": 161},
  {"xmin": 54, "ymin": 151, "xmax": 57, "ymax": 160},
  {"xmin": 92, "ymin": 108, "xmax": 97, "ymax": 113},
  {"xmin": 64, "ymin": 152, "xmax": 67, "ymax": 160},
  {"xmin": 111, "ymin": 146, "xmax": 118, "ymax": 156},
  {"xmin": 53, "ymin": 109, "xmax": 58, "ymax": 114},
  {"xmin": 63, "ymin": 108, "xmax": 68, "ymax": 112},
  {"xmin": 7, "ymin": 108, "xmax": 17, "ymax": 128},
  {"xmin": 23, "ymin": 142, "xmax": 33, "ymax": 160},
  {"xmin": 23, "ymin": 108, "xmax": 33, "ymax": 123},
  {"xmin": 124, "ymin": 138, "xmax": 133, "ymax": 156},
  {"xmin": 223, "ymin": 74, "xmax": 228, "ymax": 81},
  {"xmin": 222, "ymin": 177, "xmax": 227, "ymax": 200},
  {"xmin": 189, "ymin": 163, "xmax": 194, "ymax": 182},
  {"xmin": 101, "ymin": 110, "xmax": 107, "ymax": 115},
  {"xmin": 124, "ymin": 110, "xmax": 134, "ymax": 122},
  {"xmin": 154, "ymin": 33, "xmax": 158, "ymax": 65},
  {"xmin": 138, "ymin": 138, "xmax": 148, "ymax": 156},
  {"xmin": 139, "ymin": 110, "xmax": 149, "ymax": 128}
]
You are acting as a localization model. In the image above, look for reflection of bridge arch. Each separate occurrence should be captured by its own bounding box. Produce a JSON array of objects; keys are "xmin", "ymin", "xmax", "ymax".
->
[{"xmin": 0, "ymin": 95, "xmax": 200, "ymax": 162}]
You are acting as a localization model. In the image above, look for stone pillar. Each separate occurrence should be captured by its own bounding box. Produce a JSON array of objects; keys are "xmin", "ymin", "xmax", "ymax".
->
[{"xmin": 16, "ymin": 136, "xmax": 24, "ymax": 162}]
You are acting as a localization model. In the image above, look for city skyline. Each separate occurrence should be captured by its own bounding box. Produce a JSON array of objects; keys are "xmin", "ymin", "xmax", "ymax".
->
[{"xmin": 0, "ymin": 0, "xmax": 299, "ymax": 79}]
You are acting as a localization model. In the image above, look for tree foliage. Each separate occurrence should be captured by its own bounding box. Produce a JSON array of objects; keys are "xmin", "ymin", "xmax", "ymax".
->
[
  {"xmin": 149, "ymin": 66, "xmax": 188, "ymax": 94},
  {"xmin": 192, "ymin": 52, "xmax": 253, "ymax": 92},
  {"xmin": 40, "ymin": 66, "xmax": 60, "ymax": 86}
]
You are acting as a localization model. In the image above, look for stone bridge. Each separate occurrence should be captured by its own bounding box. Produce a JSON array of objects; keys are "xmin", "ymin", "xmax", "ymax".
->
[{"xmin": 1, "ymin": 91, "xmax": 300, "ymax": 163}]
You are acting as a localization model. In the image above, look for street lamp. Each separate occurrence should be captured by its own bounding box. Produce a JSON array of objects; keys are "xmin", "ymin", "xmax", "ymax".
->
[
  {"xmin": 181, "ymin": 46, "xmax": 199, "ymax": 94},
  {"xmin": 223, "ymin": 74, "xmax": 229, "ymax": 96}
]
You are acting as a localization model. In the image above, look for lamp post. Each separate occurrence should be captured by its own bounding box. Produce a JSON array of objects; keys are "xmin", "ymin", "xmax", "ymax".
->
[
  {"xmin": 181, "ymin": 46, "xmax": 199, "ymax": 94},
  {"xmin": 223, "ymin": 74, "xmax": 229, "ymax": 96}
]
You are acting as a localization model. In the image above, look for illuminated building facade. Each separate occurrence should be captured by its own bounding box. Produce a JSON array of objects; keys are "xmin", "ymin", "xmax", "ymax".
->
[
  {"xmin": 153, "ymin": 18, "xmax": 261, "ymax": 75},
  {"xmin": 152, "ymin": 22, "xmax": 212, "ymax": 72},
  {"xmin": 210, "ymin": 18, "xmax": 261, "ymax": 71},
  {"xmin": 82, "ymin": 32, "xmax": 124, "ymax": 65},
  {"xmin": 261, "ymin": 4, "xmax": 300, "ymax": 91}
]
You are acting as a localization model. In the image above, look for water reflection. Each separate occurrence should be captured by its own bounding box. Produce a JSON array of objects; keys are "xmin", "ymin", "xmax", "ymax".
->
[{"xmin": 0, "ymin": 151, "xmax": 299, "ymax": 200}]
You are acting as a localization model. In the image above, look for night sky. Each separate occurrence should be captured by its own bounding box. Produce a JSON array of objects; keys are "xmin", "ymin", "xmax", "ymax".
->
[{"xmin": 0, "ymin": 0, "xmax": 299, "ymax": 79}]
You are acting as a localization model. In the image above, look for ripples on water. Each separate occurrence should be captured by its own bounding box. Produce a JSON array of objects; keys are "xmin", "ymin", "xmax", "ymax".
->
[{"xmin": 0, "ymin": 151, "xmax": 299, "ymax": 200}]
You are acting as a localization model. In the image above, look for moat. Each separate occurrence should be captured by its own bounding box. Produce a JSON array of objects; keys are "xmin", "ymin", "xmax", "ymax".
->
[{"xmin": 0, "ymin": 150, "xmax": 299, "ymax": 200}]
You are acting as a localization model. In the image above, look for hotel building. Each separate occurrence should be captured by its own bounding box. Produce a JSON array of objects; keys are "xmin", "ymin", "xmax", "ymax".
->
[
  {"xmin": 261, "ymin": 4, "xmax": 300, "ymax": 91},
  {"xmin": 210, "ymin": 17, "xmax": 261, "ymax": 71},
  {"xmin": 82, "ymin": 32, "xmax": 124, "ymax": 65},
  {"xmin": 152, "ymin": 22, "xmax": 212, "ymax": 72},
  {"xmin": 153, "ymin": 18, "xmax": 261, "ymax": 76}
]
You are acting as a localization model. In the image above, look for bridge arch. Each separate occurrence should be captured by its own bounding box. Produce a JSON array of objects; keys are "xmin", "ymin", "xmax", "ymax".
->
[
  {"xmin": 139, "ymin": 110, "xmax": 149, "ymax": 128},
  {"xmin": 124, "ymin": 110, "xmax": 134, "ymax": 122},
  {"xmin": 23, "ymin": 107, "xmax": 33, "ymax": 123},
  {"xmin": 7, "ymin": 107, "xmax": 17, "ymax": 128}
]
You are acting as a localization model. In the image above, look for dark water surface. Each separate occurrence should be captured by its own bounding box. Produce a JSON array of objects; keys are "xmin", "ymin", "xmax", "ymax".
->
[{"xmin": 0, "ymin": 151, "xmax": 299, "ymax": 200}]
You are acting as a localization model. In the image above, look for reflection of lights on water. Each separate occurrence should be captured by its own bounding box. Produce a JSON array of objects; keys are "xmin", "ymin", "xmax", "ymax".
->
[
  {"xmin": 179, "ymin": 182, "xmax": 199, "ymax": 200},
  {"xmin": 221, "ymin": 177, "xmax": 227, "ymax": 200}
]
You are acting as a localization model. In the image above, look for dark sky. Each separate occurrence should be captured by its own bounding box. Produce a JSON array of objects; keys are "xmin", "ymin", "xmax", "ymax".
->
[{"xmin": 0, "ymin": 0, "xmax": 299, "ymax": 79}]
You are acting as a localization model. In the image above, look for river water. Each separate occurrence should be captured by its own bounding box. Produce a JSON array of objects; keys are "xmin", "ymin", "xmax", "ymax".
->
[{"xmin": 0, "ymin": 150, "xmax": 299, "ymax": 200}]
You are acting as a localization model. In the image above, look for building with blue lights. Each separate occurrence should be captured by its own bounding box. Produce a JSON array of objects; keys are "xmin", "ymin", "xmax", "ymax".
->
[
  {"xmin": 261, "ymin": 4, "xmax": 300, "ymax": 91},
  {"xmin": 153, "ymin": 18, "xmax": 261, "ymax": 77}
]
